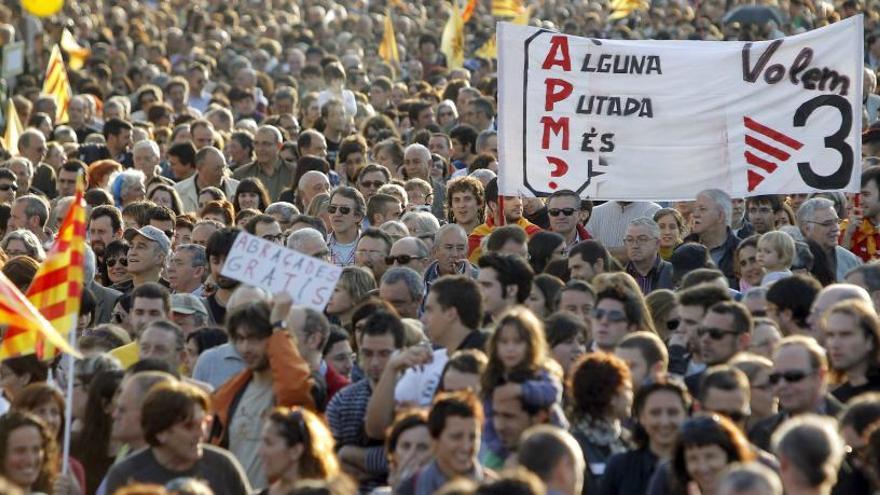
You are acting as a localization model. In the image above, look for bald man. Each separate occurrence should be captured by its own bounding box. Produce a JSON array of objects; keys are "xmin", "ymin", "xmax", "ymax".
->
[
  {"xmin": 17, "ymin": 129, "xmax": 56, "ymax": 198},
  {"xmin": 807, "ymin": 283, "xmax": 874, "ymax": 338},
  {"xmin": 297, "ymin": 170, "xmax": 330, "ymax": 210}
]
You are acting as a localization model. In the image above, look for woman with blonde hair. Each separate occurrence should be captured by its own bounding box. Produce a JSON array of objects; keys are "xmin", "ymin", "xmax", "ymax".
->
[
  {"xmin": 258, "ymin": 407, "xmax": 339, "ymax": 495},
  {"xmin": 325, "ymin": 266, "xmax": 377, "ymax": 328},
  {"xmin": 645, "ymin": 289, "xmax": 680, "ymax": 342}
]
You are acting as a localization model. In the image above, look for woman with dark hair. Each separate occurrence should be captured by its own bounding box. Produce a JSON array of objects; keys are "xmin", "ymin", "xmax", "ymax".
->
[
  {"xmin": 0, "ymin": 355, "xmax": 49, "ymax": 412},
  {"xmin": 233, "ymin": 178, "xmax": 271, "ymax": 213},
  {"xmin": 0, "ymin": 410, "xmax": 58, "ymax": 493},
  {"xmin": 147, "ymin": 184, "xmax": 184, "ymax": 216},
  {"xmin": 648, "ymin": 414, "xmax": 755, "ymax": 495},
  {"xmin": 527, "ymin": 231, "xmax": 566, "ymax": 274},
  {"xmin": 568, "ymin": 352, "xmax": 634, "ymax": 494},
  {"xmin": 184, "ymin": 328, "xmax": 228, "ymax": 375},
  {"xmin": 526, "ymin": 274, "xmax": 565, "ymax": 318},
  {"xmin": 599, "ymin": 380, "xmax": 691, "ymax": 495},
  {"xmin": 383, "ymin": 410, "xmax": 432, "ymax": 490},
  {"xmin": 72, "ymin": 369, "xmax": 125, "ymax": 495},
  {"xmin": 199, "ymin": 199, "xmax": 235, "ymax": 226},
  {"xmin": 544, "ymin": 312, "xmax": 589, "ymax": 378},
  {"xmin": 13, "ymin": 383, "xmax": 87, "ymax": 493},
  {"xmin": 645, "ymin": 289, "xmax": 680, "ymax": 343},
  {"xmin": 102, "ymin": 239, "xmax": 131, "ymax": 287},
  {"xmin": 654, "ymin": 208, "xmax": 688, "ymax": 260},
  {"xmin": 734, "ymin": 236, "xmax": 764, "ymax": 292},
  {"xmin": 258, "ymin": 406, "xmax": 339, "ymax": 495}
]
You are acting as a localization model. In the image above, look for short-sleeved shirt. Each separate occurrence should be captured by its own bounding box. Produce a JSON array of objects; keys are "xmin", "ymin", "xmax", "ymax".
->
[{"xmin": 104, "ymin": 444, "xmax": 252, "ymax": 495}]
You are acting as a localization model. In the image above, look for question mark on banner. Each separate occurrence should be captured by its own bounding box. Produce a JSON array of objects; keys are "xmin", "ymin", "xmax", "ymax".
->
[{"xmin": 547, "ymin": 156, "xmax": 569, "ymax": 190}]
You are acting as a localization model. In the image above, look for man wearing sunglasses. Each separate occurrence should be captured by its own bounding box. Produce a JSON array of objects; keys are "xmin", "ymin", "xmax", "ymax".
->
[
  {"xmin": 685, "ymin": 301, "xmax": 752, "ymax": 396},
  {"xmin": 388, "ymin": 237, "xmax": 430, "ymax": 275},
  {"xmin": 547, "ymin": 189, "xmax": 591, "ymax": 254},
  {"xmin": 243, "ymin": 214, "xmax": 284, "ymax": 245},
  {"xmin": 0, "ymin": 168, "xmax": 17, "ymax": 205},
  {"xmin": 327, "ymin": 186, "xmax": 365, "ymax": 267},
  {"xmin": 669, "ymin": 284, "xmax": 731, "ymax": 377},
  {"xmin": 749, "ymin": 336, "xmax": 842, "ymax": 451}
]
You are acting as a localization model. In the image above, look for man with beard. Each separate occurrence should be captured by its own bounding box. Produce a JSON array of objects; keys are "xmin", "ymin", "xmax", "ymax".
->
[
  {"xmin": 468, "ymin": 178, "xmax": 541, "ymax": 262},
  {"xmin": 204, "ymin": 227, "xmax": 243, "ymax": 323},
  {"xmin": 209, "ymin": 296, "xmax": 315, "ymax": 488},
  {"xmin": 88, "ymin": 205, "xmax": 124, "ymax": 266}
]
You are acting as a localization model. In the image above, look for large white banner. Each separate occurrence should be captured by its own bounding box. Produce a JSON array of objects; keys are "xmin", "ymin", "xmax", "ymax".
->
[{"xmin": 497, "ymin": 17, "xmax": 863, "ymax": 201}]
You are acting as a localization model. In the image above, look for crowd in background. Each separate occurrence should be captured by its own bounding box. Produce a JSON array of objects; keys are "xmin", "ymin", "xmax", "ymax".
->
[{"xmin": 0, "ymin": 0, "xmax": 879, "ymax": 495}]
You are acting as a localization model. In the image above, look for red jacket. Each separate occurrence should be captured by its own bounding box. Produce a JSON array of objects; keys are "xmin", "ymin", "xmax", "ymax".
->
[{"xmin": 210, "ymin": 330, "xmax": 316, "ymax": 446}]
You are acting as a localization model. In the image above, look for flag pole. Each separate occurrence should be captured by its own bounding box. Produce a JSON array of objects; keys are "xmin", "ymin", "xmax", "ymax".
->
[{"xmin": 61, "ymin": 320, "xmax": 77, "ymax": 475}]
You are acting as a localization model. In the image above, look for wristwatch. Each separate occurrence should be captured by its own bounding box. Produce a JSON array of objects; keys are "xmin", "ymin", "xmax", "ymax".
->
[{"xmin": 271, "ymin": 319, "xmax": 287, "ymax": 330}]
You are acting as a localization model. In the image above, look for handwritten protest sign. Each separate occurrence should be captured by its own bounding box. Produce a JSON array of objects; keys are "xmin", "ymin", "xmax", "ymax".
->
[
  {"xmin": 497, "ymin": 16, "xmax": 863, "ymax": 201},
  {"xmin": 221, "ymin": 232, "xmax": 342, "ymax": 311}
]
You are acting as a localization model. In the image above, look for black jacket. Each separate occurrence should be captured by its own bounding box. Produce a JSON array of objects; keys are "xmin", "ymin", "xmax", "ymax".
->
[
  {"xmin": 684, "ymin": 228, "xmax": 742, "ymax": 288},
  {"xmin": 748, "ymin": 394, "xmax": 843, "ymax": 451},
  {"xmin": 598, "ymin": 447, "xmax": 659, "ymax": 495}
]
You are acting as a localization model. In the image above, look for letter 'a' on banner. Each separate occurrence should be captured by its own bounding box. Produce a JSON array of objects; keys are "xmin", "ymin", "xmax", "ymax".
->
[{"xmin": 496, "ymin": 16, "xmax": 864, "ymax": 201}]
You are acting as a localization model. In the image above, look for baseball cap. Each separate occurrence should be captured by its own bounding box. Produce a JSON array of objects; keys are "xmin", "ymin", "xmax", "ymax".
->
[
  {"xmin": 171, "ymin": 293, "xmax": 209, "ymax": 317},
  {"xmin": 124, "ymin": 225, "xmax": 171, "ymax": 255}
]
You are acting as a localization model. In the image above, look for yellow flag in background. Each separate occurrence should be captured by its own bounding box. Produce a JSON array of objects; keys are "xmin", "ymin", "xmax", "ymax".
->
[
  {"xmin": 475, "ymin": 36, "xmax": 497, "ymax": 59},
  {"xmin": 378, "ymin": 10, "xmax": 400, "ymax": 65},
  {"xmin": 441, "ymin": 1, "xmax": 465, "ymax": 70},
  {"xmin": 61, "ymin": 29, "xmax": 90, "ymax": 71},
  {"xmin": 609, "ymin": 0, "xmax": 650, "ymax": 20},
  {"xmin": 513, "ymin": 5, "xmax": 533, "ymax": 24},
  {"xmin": 491, "ymin": 0, "xmax": 524, "ymax": 17},
  {"xmin": 2, "ymin": 99, "xmax": 23, "ymax": 153},
  {"xmin": 42, "ymin": 45, "xmax": 72, "ymax": 124}
]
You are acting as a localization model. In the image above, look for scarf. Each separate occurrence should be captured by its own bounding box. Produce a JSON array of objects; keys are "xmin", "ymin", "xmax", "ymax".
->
[{"xmin": 573, "ymin": 416, "xmax": 629, "ymax": 456}]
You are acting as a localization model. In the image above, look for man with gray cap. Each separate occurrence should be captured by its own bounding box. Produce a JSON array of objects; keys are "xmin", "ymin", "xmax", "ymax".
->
[
  {"xmin": 122, "ymin": 225, "xmax": 171, "ymax": 292},
  {"xmin": 171, "ymin": 293, "xmax": 211, "ymax": 336}
]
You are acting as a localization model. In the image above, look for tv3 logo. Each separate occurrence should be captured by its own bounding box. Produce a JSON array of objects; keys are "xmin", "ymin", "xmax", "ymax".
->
[{"xmin": 743, "ymin": 94, "xmax": 853, "ymax": 192}]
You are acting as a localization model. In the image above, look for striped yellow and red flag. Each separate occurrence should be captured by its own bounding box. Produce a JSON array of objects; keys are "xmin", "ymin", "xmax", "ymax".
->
[
  {"xmin": 0, "ymin": 176, "xmax": 86, "ymax": 360},
  {"xmin": 42, "ymin": 44, "xmax": 72, "ymax": 124},
  {"xmin": 462, "ymin": 0, "xmax": 478, "ymax": 22},
  {"xmin": 60, "ymin": 29, "xmax": 90, "ymax": 71},
  {"xmin": 0, "ymin": 271, "xmax": 79, "ymax": 359},
  {"xmin": 491, "ymin": 0, "xmax": 524, "ymax": 17}
]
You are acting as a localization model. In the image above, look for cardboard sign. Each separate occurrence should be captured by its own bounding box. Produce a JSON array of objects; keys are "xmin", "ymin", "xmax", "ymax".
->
[
  {"xmin": 497, "ymin": 16, "xmax": 863, "ymax": 200},
  {"xmin": 221, "ymin": 232, "xmax": 342, "ymax": 311}
]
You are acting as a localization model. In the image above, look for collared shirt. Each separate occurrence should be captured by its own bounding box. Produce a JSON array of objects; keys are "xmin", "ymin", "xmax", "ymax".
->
[
  {"xmin": 625, "ymin": 255, "xmax": 663, "ymax": 294},
  {"xmin": 232, "ymin": 158, "xmax": 296, "ymax": 201},
  {"xmin": 192, "ymin": 343, "xmax": 245, "ymax": 390},
  {"xmin": 586, "ymin": 201, "xmax": 661, "ymax": 248}
]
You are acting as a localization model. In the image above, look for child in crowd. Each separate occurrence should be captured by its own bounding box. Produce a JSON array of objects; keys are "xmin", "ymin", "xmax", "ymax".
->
[{"xmin": 756, "ymin": 231, "xmax": 795, "ymax": 286}]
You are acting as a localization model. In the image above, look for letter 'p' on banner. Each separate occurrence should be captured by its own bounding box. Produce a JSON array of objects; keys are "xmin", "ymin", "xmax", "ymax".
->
[{"xmin": 497, "ymin": 16, "xmax": 863, "ymax": 201}]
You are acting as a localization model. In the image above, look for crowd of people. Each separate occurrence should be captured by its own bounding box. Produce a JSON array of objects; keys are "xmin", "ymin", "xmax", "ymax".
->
[{"xmin": 0, "ymin": 0, "xmax": 879, "ymax": 494}]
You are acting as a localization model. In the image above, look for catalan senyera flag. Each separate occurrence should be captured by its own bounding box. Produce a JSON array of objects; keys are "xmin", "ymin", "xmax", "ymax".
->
[
  {"xmin": 378, "ymin": 10, "xmax": 400, "ymax": 65},
  {"xmin": 2, "ymin": 98, "xmax": 23, "ymax": 154},
  {"xmin": 60, "ymin": 28, "xmax": 90, "ymax": 71},
  {"xmin": 491, "ymin": 0, "xmax": 524, "ymax": 17},
  {"xmin": 42, "ymin": 45, "xmax": 72, "ymax": 124},
  {"xmin": 441, "ymin": 1, "xmax": 465, "ymax": 70},
  {"xmin": 0, "ymin": 176, "xmax": 86, "ymax": 360}
]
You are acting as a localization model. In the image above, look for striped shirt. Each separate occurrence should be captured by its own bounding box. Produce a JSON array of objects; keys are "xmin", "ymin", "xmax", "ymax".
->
[
  {"xmin": 326, "ymin": 379, "xmax": 388, "ymax": 492},
  {"xmin": 586, "ymin": 201, "xmax": 661, "ymax": 248}
]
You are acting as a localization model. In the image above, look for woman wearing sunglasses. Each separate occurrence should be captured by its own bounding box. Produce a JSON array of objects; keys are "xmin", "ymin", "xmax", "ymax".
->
[
  {"xmin": 646, "ymin": 289, "xmax": 681, "ymax": 343},
  {"xmin": 258, "ymin": 406, "xmax": 338, "ymax": 495},
  {"xmin": 102, "ymin": 239, "xmax": 131, "ymax": 287},
  {"xmin": 648, "ymin": 414, "xmax": 754, "ymax": 495}
]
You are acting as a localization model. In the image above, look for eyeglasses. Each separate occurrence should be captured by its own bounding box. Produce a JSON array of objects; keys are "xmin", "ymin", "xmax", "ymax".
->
[
  {"xmin": 697, "ymin": 327, "xmax": 740, "ymax": 339},
  {"xmin": 106, "ymin": 257, "xmax": 128, "ymax": 268},
  {"xmin": 262, "ymin": 234, "xmax": 284, "ymax": 243},
  {"xmin": 624, "ymin": 236, "xmax": 656, "ymax": 245},
  {"xmin": 0, "ymin": 184, "xmax": 18, "ymax": 192},
  {"xmin": 592, "ymin": 308, "xmax": 628, "ymax": 322},
  {"xmin": 666, "ymin": 319, "xmax": 680, "ymax": 331},
  {"xmin": 806, "ymin": 219, "xmax": 841, "ymax": 228},
  {"xmin": 328, "ymin": 205, "xmax": 353, "ymax": 215},
  {"xmin": 386, "ymin": 254, "xmax": 424, "ymax": 265},
  {"xmin": 548, "ymin": 208, "xmax": 576, "ymax": 217},
  {"xmin": 768, "ymin": 369, "xmax": 815, "ymax": 385},
  {"xmin": 360, "ymin": 180, "xmax": 385, "ymax": 189}
]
